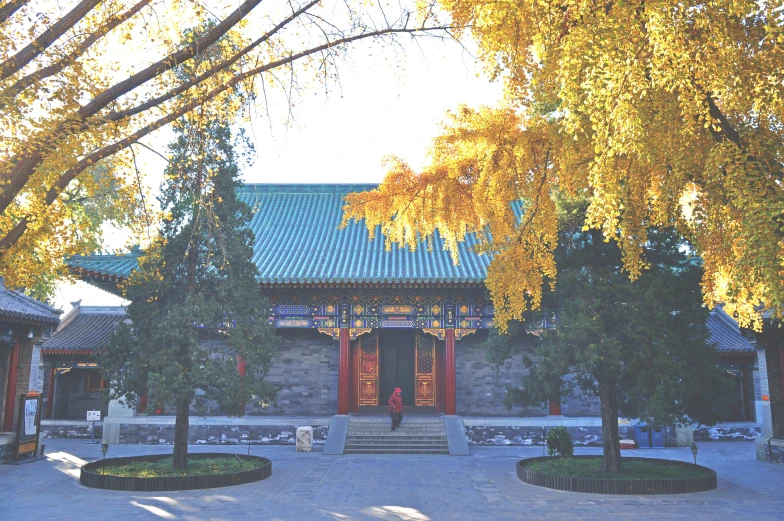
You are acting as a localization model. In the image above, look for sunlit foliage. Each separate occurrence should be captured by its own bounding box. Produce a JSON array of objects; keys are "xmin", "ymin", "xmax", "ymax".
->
[
  {"xmin": 344, "ymin": 0, "xmax": 784, "ymax": 329},
  {"xmin": 0, "ymin": 0, "xmax": 449, "ymax": 296}
]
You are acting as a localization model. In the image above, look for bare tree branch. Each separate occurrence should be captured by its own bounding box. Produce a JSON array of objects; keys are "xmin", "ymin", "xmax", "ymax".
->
[
  {"xmin": 0, "ymin": 0, "xmax": 29, "ymax": 24},
  {"xmin": 105, "ymin": 0, "xmax": 321, "ymax": 122},
  {"xmin": 0, "ymin": 21, "xmax": 452, "ymax": 254},
  {"xmin": 0, "ymin": 0, "xmax": 264, "ymax": 214},
  {"xmin": 0, "ymin": 0, "xmax": 101, "ymax": 81},
  {"xmin": 2, "ymin": 0, "xmax": 151, "ymax": 101}
]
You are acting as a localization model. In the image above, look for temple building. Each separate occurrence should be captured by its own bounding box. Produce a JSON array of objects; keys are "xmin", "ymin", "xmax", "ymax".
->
[
  {"xmin": 67, "ymin": 184, "xmax": 516, "ymax": 418},
  {"xmin": 62, "ymin": 184, "xmax": 772, "ymax": 452},
  {"xmin": 39, "ymin": 302, "xmax": 125, "ymax": 421}
]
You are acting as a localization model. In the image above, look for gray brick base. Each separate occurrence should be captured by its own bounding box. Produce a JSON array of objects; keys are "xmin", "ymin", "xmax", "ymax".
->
[{"xmin": 114, "ymin": 423, "xmax": 328, "ymax": 445}]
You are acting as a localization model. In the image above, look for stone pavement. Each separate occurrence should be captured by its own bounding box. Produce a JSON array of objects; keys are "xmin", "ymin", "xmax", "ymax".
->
[{"xmin": 0, "ymin": 440, "xmax": 782, "ymax": 521}]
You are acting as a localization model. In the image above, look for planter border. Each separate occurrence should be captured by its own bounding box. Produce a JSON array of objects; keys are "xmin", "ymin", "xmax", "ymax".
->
[
  {"xmin": 516, "ymin": 456, "xmax": 717, "ymax": 495},
  {"xmin": 80, "ymin": 453, "xmax": 271, "ymax": 491}
]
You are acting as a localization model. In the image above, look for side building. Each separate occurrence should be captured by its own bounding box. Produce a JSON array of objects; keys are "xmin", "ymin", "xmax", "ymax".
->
[
  {"xmin": 0, "ymin": 279, "xmax": 61, "ymax": 461},
  {"xmin": 39, "ymin": 302, "xmax": 125, "ymax": 425}
]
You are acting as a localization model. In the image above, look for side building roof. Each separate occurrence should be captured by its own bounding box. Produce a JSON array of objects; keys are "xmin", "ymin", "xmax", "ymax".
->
[
  {"xmin": 41, "ymin": 302, "xmax": 125, "ymax": 355},
  {"xmin": 0, "ymin": 278, "xmax": 62, "ymax": 326},
  {"xmin": 68, "ymin": 184, "xmax": 496, "ymax": 293},
  {"xmin": 708, "ymin": 306, "xmax": 756, "ymax": 356}
]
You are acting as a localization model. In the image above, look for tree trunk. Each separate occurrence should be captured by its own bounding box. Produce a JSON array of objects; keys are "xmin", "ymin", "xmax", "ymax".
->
[
  {"xmin": 172, "ymin": 397, "xmax": 190, "ymax": 470},
  {"xmin": 598, "ymin": 376, "xmax": 622, "ymax": 472}
]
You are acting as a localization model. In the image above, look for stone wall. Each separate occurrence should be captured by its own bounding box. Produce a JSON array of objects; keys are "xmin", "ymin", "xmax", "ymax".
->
[
  {"xmin": 114, "ymin": 423, "xmax": 329, "ymax": 445},
  {"xmin": 693, "ymin": 424, "xmax": 761, "ymax": 441},
  {"xmin": 757, "ymin": 437, "xmax": 784, "ymax": 464},
  {"xmin": 465, "ymin": 424, "xmax": 642, "ymax": 447},
  {"xmin": 455, "ymin": 331, "xmax": 529, "ymax": 416},
  {"xmin": 41, "ymin": 421, "xmax": 101, "ymax": 439},
  {"xmin": 249, "ymin": 329, "xmax": 339, "ymax": 416},
  {"xmin": 454, "ymin": 332, "xmax": 601, "ymax": 417},
  {"xmin": 51, "ymin": 369, "xmax": 105, "ymax": 420}
]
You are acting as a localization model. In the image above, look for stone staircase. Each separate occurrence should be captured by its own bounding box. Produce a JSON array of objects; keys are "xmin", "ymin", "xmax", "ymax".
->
[{"xmin": 343, "ymin": 416, "xmax": 449, "ymax": 455}]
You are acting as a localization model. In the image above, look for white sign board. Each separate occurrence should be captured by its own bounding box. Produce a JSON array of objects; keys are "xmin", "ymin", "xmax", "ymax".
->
[
  {"xmin": 24, "ymin": 399, "xmax": 38, "ymax": 436},
  {"xmin": 86, "ymin": 410, "xmax": 101, "ymax": 422}
]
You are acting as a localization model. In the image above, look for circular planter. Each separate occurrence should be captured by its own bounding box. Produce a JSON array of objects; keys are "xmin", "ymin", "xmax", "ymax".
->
[
  {"xmin": 80, "ymin": 453, "xmax": 271, "ymax": 491},
  {"xmin": 516, "ymin": 456, "xmax": 717, "ymax": 495}
]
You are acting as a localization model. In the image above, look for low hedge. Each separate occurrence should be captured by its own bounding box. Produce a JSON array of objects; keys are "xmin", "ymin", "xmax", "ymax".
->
[
  {"xmin": 80, "ymin": 453, "xmax": 271, "ymax": 491},
  {"xmin": 516, "ymin": 456, "xmax": 717, "ymax": 495}
]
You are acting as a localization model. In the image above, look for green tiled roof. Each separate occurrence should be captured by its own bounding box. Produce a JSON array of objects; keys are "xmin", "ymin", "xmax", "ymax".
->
[
  {"xmin": 67, "ymin": 246, "xmax": 142, "ymax": 280},
  {"xmin": 68, "ymin": 183, "xmax": 493, "ymax": 285}
]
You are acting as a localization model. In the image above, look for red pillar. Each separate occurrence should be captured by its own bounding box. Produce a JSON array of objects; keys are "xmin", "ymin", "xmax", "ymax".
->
[
  {"xmin": 237, "ymin": 354, "xmax": 246, "ymax": 376},
  {"xmin": 237, "ymin": 354, "xmax": 246, "ymax": 412},
  {"xmin": 349, "ymin": 340, "xmax": 359, "ymax": 413},
  {"xmin": 445, "ymin": 329, "xmax": 456, "ymax": 415},
  {"xmin": 338, "ymin": 328, "xmax": 350, "ymax": 415},
  {"xmin": 45, "ymin": 367, "xmax": 56, "ymax": 419},
  {"xmin": 2, "ymin": 338, "xmax": 20, "ymax": 432}
]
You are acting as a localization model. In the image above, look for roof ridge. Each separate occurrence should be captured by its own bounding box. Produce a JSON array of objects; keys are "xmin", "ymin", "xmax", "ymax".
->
[
  {"xmin": 712, "ymin": 306, "xmax": 740, "ymax": 331},
  {"xmin": 79, "ymin": 306, "xmax": 126, "ymax": 313},
  {"xmin": 238, "ymin": 183, "xmax": 379, "ymax": 194},
  {"xmin": 3, "ymin": 285, "xmax": 62, "ymax": 315}
]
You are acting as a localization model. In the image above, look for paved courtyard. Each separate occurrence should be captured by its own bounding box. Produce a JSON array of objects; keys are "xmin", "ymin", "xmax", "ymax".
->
[{"xmin": 0, "ymin": 439, "xmax": 782, "ymax": 521}]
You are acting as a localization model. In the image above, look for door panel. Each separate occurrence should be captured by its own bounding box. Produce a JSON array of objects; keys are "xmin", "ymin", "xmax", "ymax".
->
[
  {"xmin": 380, "ymin": 338, "xmax": 397, "ymax": 405},
  {"xmin": 358, "ymin": 332, "xmax": 379, "ymax": 406},
  {"xmin": 379, "ymin": 329, "xmax": 416, "ymax": 407},
  {"xmin": 397, "ymin": 339, "xmax": 415, "ymax": 406}
]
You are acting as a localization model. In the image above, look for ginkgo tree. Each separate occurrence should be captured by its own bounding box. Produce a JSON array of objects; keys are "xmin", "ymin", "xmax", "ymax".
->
[
  {"xmin": 343, "ymin": 0, "xmax": 784, "ymax": 329},
  {"xmin": 0, "ymin": 0, "xmax": 451, "ymax": 295}
]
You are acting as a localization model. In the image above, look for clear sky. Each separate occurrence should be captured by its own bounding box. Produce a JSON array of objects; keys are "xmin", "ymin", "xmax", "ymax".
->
[{"xmin": 51, "ymin": 35, "xmax": 503, "ymax": 313}]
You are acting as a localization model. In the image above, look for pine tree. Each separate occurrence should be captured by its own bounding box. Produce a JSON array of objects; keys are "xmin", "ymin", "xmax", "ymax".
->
[
  {"xmin": 492, "ymin": 198, "xmax": 731, "ymax": 472},
  {"xmin": 101, "ymin": 118, "xmax": 277, "ymax": 470}
]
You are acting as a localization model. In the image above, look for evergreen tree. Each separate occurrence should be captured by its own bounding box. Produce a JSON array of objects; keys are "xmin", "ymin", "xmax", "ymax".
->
[
  {"xmin": 489, "ymin": 198, "xmax": 731, "ymax": 472},
  {"xmin": 101, "ymin": 118, "xmax": 277, "ymax": 470}
]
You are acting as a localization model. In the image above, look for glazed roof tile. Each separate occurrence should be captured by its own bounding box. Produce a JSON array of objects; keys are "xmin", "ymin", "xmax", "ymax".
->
[
  {"xmin": 68, "ymin": 184, "xmax": 494, "ymax": 284},
  {"xmin": 41, "ymin": 305, "xmax": 125, "ymax": 353},
  {"xmin": 0, "ymin": 278, "xmax": 62, "ymax": 325},
  {"xmin": 707, "ymin": 306, "xmax": 756, "ymax": 355}
]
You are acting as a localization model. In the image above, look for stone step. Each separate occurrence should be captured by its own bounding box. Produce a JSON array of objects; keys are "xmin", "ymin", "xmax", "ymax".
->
[
  {"xmin": 347, "ymin": 428, "xmax": 444, "ymax": 435},
  {"xmin": 345, "ymin": 416, "xmax": 449, "ymax": 455},
  {"xmin": 349, "ymin": 417, "xmax": 442, "ymax": 421},
  {"xmin": 344, "ymin": 447, "xmax": 450, "ymax": 454},
  {"xmin": 348, "ymin": 423, "xmax": 443, "ymax": 426},
  {"xmin": 346, "ymin": 437, "xmax": 447, "ymax": 443},
  {"xmin": 346, "ymin": 439, "xmax": 448, "ymax": 445},
  {"xmin": 349, "ymin": 418, "xmax": 444, "ymax": 422},
  {"xmin": 347, "ymin": 445, "xmax": 449, "ymax": 450},
  {"xmin": 348, "ymin": 423, "xmax": 444, "ymax": 428},
  {"xmin": 346, "ymin": 434, "xmax": 447, "ymax": 439},
  {"xmin": 348, "ymin": 423, "xmax": 444, "ymax": 427}
]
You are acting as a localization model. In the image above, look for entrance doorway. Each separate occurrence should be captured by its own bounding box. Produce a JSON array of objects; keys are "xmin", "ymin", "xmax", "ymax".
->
[
  {"xmin": 379, "ymin": 329, "xmax": 415, "ymax": 407},
  {"xmin": 350, "ymin": 329, "xmax": 443, "ymax": 414}
]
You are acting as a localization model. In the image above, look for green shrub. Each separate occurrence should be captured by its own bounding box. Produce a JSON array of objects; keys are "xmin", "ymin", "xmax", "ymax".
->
[{"xmin": 546, "ymin": 426, "xmax": 574, "ymax": 456}]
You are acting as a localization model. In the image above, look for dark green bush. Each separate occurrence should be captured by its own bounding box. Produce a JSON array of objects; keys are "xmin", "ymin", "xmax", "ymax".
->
[{"xmin": 546, "ymin": 426, "xmax": 574, "ymax": 456}]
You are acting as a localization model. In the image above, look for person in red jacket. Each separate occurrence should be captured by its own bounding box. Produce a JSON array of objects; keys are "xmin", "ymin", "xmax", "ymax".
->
[{"xmin": 388, "ymin": 387, "xmax": 403, "ymax": 431}]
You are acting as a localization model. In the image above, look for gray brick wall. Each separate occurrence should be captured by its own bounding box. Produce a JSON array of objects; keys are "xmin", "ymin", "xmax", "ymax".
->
[
  {"xmin": 455, "ymin": 331, "xmax": 600, "ymax": 417},
  {"xmin": 455, "ymin": 331, "xmax": 533, "ymax": 416},
  {"xmin": 250, "ymin": 329, "xmax": 339, "ymax": 416},
  {"xmin": 52, "ymin": 370, "xmax": 105, "ymax": 420}
]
